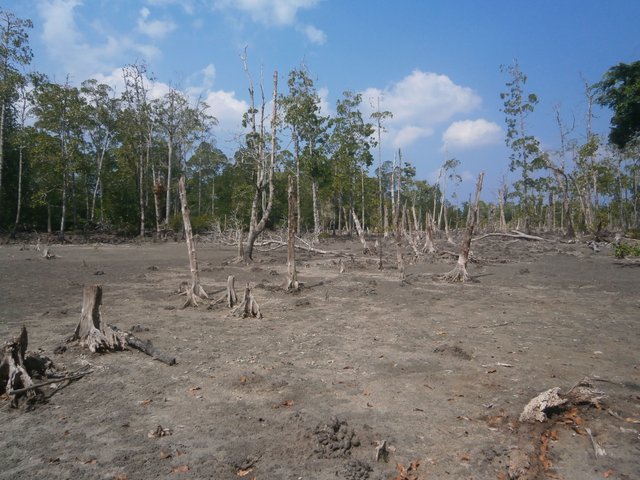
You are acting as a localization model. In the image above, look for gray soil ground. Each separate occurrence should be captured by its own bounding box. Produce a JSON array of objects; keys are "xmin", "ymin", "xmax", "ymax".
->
[{"xmin": 0, "ymin": 233, "xmax": 639, "ymax": 479}]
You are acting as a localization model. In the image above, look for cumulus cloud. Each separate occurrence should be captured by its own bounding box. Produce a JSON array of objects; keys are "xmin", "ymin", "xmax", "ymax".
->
[
  {"xmin": 214, "ymin": 0, "xmax": 321, "ymax": 26},
  {"xmin": 393, "ymin": 125, "xmax": 433, "ymax": 148},
  {"xmin": 137, "ymin": 7, "xmax": 177, "ymax": 39},
  {"xmin": 300, "ymin": 24, "xmax": 326, "ymax": 45},
  {"xmin": 37, "ymin": 0, "xmax": 161, "ymax": 81},
  {"xmin": 361, "ymin": 70, "xmax": 482, "ymax": 148},
  {"xmin": 441, "ymin": 119, "xmax": 502, "ymax": 151},
  {"xmin": 214, "ymin": 0, "xmax": 325, "ymax": 44}
]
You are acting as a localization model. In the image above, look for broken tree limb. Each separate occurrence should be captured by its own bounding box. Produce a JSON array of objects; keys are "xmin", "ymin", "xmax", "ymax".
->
[
  {"xmin": 519, "ymin": 378, "xmax": 605, "ymax": 423},
  {"xmin": 8, "ymin": 365, "xmax": 93, "ymax": 396},
  {"xmin": 473, "ymin": 230, "xmax": 547, "ymax": 242},
  {"xmin": 178, "ymin": 176, "xmax": 208, "ymax": 308},
  {"xmin": 112, "ymin": 326, "xmax": 176, "ymax": 366}
]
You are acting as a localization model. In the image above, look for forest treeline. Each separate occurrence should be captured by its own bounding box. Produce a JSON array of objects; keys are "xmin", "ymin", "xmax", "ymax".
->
[{"xmin": 0, "ymin": 8, "xmax": 638, "ymax": 241}]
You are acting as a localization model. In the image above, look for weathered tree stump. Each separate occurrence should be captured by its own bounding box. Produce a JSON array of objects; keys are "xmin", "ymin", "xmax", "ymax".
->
[
  {"xmin": 227, "ymin": 275, "xmax": 238, "ymax": 308},
  {"xmin": 0, "ymin": 327, "xmax": 37, "ymax": 407},
  {"xmin": 234, "ymin": 283, "xmax": 262, "ymax": 318},
  {"xmin": 68, "ymin": 285, "xmax": 175, "ymax": 365}
]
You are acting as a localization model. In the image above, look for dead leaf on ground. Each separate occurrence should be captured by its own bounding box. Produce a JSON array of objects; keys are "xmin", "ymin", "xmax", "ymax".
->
[
  {"xmin": 436, "ymin": 331, "xmax": 447, "ymax": 336},
  {"xmin": 496, "ymin": 472, "xmax": 508, "ymax": 480},
  {"xmin": 115, "ymin": 474, "xmax": 128, "ymax": 480},
  {"xmin": 139, "ymin": 399, "xmax": 153, "ymax": 405},
  {"xmin": 159, "ymin": 450, "xmax": 172, "ymax": 459},
  {"xmin": 603, "ymin": 469, "xmax": 615, "ymax": 478},
  {"xmin": 459, "ymin": 452, "xmax": 471, "ymax": 462},
  {"xmin": 487, "ymin": 368, "xmax": 497, "ymax": 374},
  {"xmin": 171, "ymin": 465, "xmax": 190, "ymax": 473},
  {"xmin": 188, "ymin": 386, "xmax": 202, "ymax": 395},
  {"xmin": 625, "ymin": 417, "xmax": 640, "ymax": 424},
  {"xmin": 74, "ymin": 457, "xmax": 97, "ymax": 465},
  {"xmin": 48, "ymin": 458, "xmax": 60, "ymax": 464},
  {"xmin": 236, "ymin": 467, "xmax": 253, "ymax": 477},
  {"xmin": 272, "ymin": 399, "xmax": 294, "ymax": 409},
  {"xmin": 366, "ymin": 402, "xmax": 374, "ymax": 407},
  {"xmin": 239, "ymin": 376, "xmax": 247, "ymax": 384}
]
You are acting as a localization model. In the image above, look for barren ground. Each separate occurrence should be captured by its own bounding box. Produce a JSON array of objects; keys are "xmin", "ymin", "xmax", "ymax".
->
[{"xmin": 0, "ymin": 234, "xmax": 639, "ymax": 480}]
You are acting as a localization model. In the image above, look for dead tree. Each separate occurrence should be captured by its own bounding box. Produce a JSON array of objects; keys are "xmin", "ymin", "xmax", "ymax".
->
[
  {"xmin": 351, "ymin": 209, "xmax": 370, "ymax": 255},
  {"xmin": 285, "ymin": 175, "xmax": 300, "ymax": 291},
  {"xmin": 422, "ymin": 212, "xmax": 436, "ymax": 254},
  {"xmin": 70, "ymin": 285, "xmax": 127, "ymax": 352},
  {"xmin": 443, "ymin": 171, "xmax": 484, "ymax": 282},
  {"xmin": 178, "ymin": 176, "xmax": 208, "ymax": 307},
  {"xmin": 69, "ymin": 285, "xmax": 175, "ymax": 365},
  {"xmin": 1, "ymin": 327, "xmax": 36, "ymax": 407},
  {"xmin": 227, "ymin": 275, "xmax": 238, "ymax": 307},
  {"xmin": 241, "ymin": 57, "xmax": 279, "ymax": 262},
  {"xmin": 234, "ymin": 283, "xmax": 262, "ymax": 318}
]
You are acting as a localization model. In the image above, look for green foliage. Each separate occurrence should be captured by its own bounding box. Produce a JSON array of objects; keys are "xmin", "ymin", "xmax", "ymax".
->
[
  {"xmin": 613, "ymin": 242, "xmax": 640, "ymax": 258},
  {"xmin": 595, "ymin": 61, "xmax": 640, "ymax": 150}
]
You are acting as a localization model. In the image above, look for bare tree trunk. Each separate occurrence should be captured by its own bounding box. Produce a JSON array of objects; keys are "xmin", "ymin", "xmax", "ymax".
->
[
  {"xmin": 152, "ymin": 167, "xmax": 164, "ymax": 233},
  {"xmin": 59, "ymin": 171, "xmax": 67, "ymax": 242},
  {"xmin": 11, "ymin": 145, "xmax": 24, "ymax": 238},
  {"xmin": 243, "ymin": 70, "xmax": 278, "ymax": 262},
  {"xmin": 351, "ymin": 208, "xmax": 370, "ymax": 254},
  {"xmin": 0, "ymin": 101, "xmax": 5, "ymax": 224},
  {"xmin": 285, "ymin": 175, "xmax": 300, "ymax": 291},
  {"xmin": 443, "ymin": 172, "xmax": 484, "ymax": 282},
  {"xmin": 178, "ymin": 176, "xmax": 208, "ymax": 307},
  {"xmin": 139, "ymin": 154, "xmax": 145, "ymax": 238},
  {"xmin": 312, "ymin": 178, "xmax": 320, "ymax": 236},
  {"xmin": 422, "ymin": 212, "xmax": 436, "ymax": 253},
  {"xmin": 165, "ymin": 140, "xmax": 173, "ymax": 226},
  {"xmin": 295, "ymin": 137, "xmax": 301, "ymax": 235}
]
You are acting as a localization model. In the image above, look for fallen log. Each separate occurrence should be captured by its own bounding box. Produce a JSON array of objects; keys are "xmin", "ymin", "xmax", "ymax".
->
[{"xmin": 473, "ymin": 230, "xmax": 547, "ymax": 242}]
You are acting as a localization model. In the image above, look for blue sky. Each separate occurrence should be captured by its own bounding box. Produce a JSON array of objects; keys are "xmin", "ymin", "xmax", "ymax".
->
[{"xmin": 8, "ymin": 0, "xmax": 640, "ymax": 201}]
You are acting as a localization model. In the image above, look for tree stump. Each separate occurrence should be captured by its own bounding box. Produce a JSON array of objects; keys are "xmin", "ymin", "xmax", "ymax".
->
[
  {"xmin": 234, "ymin": 283, "xmax": 262, "ymax": 318},
  {"xmin": 227, "ymin": 275, "xmax": 238, "ymax": 308},
  {"xmin": 0, "ymin": 327, "xmax": 37, "ymax": 407},
  {"xmin": 68, "ymin": 285, "xmax": 175, "ymax": 365},
  {"xmin": 69, "ymin": 285, "xmax": 127, "ymax": 352}
]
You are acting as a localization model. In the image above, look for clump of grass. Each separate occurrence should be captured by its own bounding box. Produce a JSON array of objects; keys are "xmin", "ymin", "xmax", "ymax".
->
[{"xmin": 614, "ymin": 242, "xmax": 640, "ymax": 258}]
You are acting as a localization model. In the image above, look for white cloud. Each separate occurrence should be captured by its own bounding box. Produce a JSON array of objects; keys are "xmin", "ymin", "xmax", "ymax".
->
[
  {"xmin": 301, "ymin": 24, "xmax": 326, "ymax": 45},
  {"xmin": 137, "ymin": 8, "xmax": 177, "ymax": 39},
  {"xmin": 37, "ymin": 0, "xmax": 161, "ymax": 81},
  {"xmin": 392, "ymin": 125, "xmax": 433, "ymax": 148},
  {"xmin": 361, "ymin": 70, "xmax": 482, "ymax": 148},
  {"xmin": 441, "ymin": 119, "xmax": 502, "ymax": 151},
  {"xmin": 202, "ymin": 89, "xmax": 249, "ymax": 136},
  {"xmin": 317, "ymin": 86, "xmax": 331, "ymax": 116},
  {"xmin": 214, "ymin": 0, "xmax": 321, "ymax": 26}
]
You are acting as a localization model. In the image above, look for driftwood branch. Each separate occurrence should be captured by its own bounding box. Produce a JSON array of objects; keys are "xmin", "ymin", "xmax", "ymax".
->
[{"xmin": 473, "ymin": 230, "xmax": 547, "ymax": 242}]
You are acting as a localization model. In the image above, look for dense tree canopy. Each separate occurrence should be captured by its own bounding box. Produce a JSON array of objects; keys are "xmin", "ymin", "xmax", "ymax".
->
[
  {"xmin": 595, "ymin": 61, "xmax": 640, "ymax": 150},
  {"xmin": 0, "ymin": 6, "xmax": 637, "ymax": 239}
]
